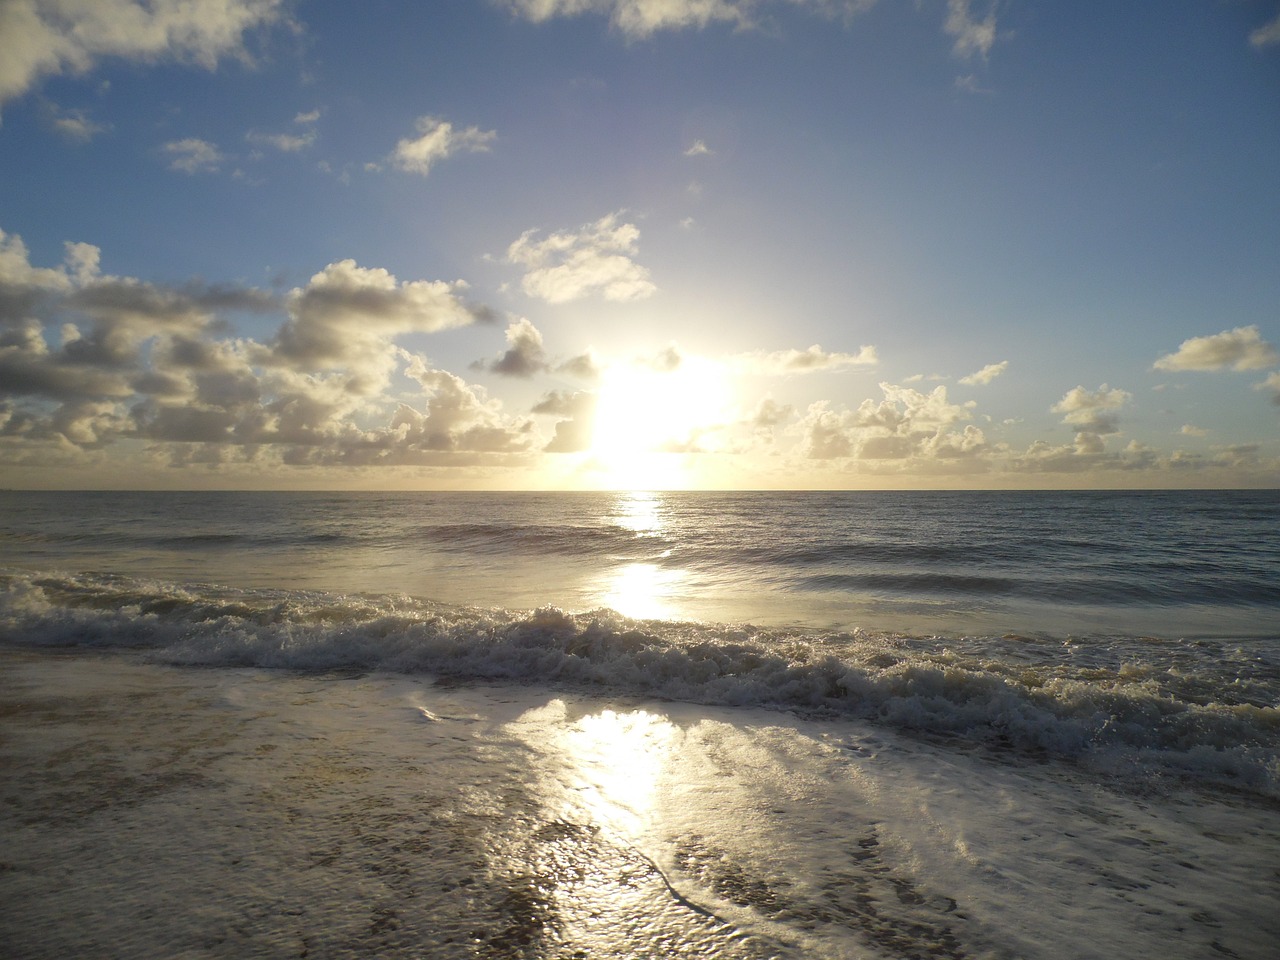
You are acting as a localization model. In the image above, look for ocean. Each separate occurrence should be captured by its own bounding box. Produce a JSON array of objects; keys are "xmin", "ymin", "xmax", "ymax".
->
[{"xmin": 1, "ymin": 489, "xmax": 1278, "ymax": 958}]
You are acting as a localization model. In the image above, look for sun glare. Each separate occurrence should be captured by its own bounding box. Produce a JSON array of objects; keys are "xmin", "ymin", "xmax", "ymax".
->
[{"xmin": 589, "ymin": 355, "xmax": 733, "ymax": 488}]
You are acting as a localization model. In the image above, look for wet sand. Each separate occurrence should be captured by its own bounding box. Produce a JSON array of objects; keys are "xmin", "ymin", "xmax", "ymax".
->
[{"xmin": 0, "ymin": 650, "xmax": 783, "ymax": 959}]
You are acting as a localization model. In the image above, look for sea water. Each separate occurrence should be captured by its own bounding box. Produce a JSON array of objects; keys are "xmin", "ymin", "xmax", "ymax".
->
[{"xmin": 1, "ymin": 490, "xmax": 1278, "ymax": 958}]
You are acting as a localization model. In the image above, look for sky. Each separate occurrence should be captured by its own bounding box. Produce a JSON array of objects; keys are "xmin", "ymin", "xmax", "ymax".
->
[{"xmin": 0, "ymin": 0, "xmax": 1278, "ymax": 491}]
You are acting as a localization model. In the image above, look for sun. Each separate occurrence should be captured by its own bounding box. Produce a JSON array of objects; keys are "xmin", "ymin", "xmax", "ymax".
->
[{"xmin": 589, "ymin": 354, "xmax": 733, "ymax": 488}]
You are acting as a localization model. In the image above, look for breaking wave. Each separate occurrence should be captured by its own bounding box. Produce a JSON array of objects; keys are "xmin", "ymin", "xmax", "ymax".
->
[{"xmin": 3, "ymin": 570, "xmax": 1277, "ymax": 799}]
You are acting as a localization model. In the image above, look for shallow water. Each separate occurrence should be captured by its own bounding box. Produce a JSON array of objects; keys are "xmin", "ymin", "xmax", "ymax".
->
[
  {"xmin": 2, "ymin": 490, "xmax": 1278, "ymax": 957},
  {"xmin": 3, "ymin": 651, "xmax": 1277, "ymax": 960}
]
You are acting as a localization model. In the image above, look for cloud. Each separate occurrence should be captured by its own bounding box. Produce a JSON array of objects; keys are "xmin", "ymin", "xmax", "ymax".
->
[
  {"xmin": 684, "ymin": 139, "xmax": 713, "ymax": 156},
  {"xmin": 247, "ymin": 129, "xmax": 316, "ymax": 152},
  {"xmin": 958, "ymin": 360, "xmax": 1008, "ymax": 385},
  {"xmin": 0, "ymin": 224, "xmax": 547, "ymax": 468},
  {"xmin": 507, "ymin": 212, "xmax": 656, "ymax": 303},
  {"xmin": 944, "ymin": 0, "xmax": 998, "ymax": 59},
  {"xmin": 272, "ymin": 259, "xmax": 483, "ymax": 389},
  {"xmin": 1180, "ymin": 424, "xmax": 1208, "ymax": 438},
  {"xmin": 555, "ymin": 350, "xmax": 603, "ymax": 382},
  {"xmin": 1153, "ymin": 325, "xmax": 1278, "ymax": 373},
  {"xmin": 478, "ymin": 318, "xmax": 549, "ymax": 377},
  {"xmin": 795, "ymin": 382, "xmax": 979, "ymax": 460},
  {"xmin": 734, "ymin": 343, "xmax": 878, "ymax": 375},
  {"xmin": 163, "ymin": 138, "xmax": 224, "ymax": 174},
  {"xmin": 1051, "ymin": 384, "xmax": 1130, "ymax": 434},
  {"xmin": 390, "ymin": 115, "xmax": 496, "ymax": 176},
  {"xmin": 502, "ymin": 1, "xmax": 879, "ymax": 39},
  {"xmin": 501, "ymin": 0, "xmax": 751, "ymax": 37},
  {"xmin": 533, "ymin": 389, "xmax": 597, "ymax": 453},
  {"xmin": 1256, "ymin": 371, "xmax": 1280, "ymax": 406},
  {"xmin": 1251, "ymin": 13, "xmax": 1280, "ymax": 48},
  {"xmin": 40, "ymin": 101, "xmax": 107, "ymax": 142},
  {"xmin": 0, "ymin": 0, "xmax": 286, "ymax": 116}
]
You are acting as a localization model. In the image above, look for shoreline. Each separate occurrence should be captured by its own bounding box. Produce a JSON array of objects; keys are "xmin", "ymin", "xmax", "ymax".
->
[{"xmin": 3, "ymin": 647, "xmax": 1278, "ymax": 959}]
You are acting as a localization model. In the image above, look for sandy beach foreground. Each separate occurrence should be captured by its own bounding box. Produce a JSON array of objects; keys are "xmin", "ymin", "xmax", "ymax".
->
[{"xmin": 2, "ymin": 648, "xmax": 1277, "ymax": 960}]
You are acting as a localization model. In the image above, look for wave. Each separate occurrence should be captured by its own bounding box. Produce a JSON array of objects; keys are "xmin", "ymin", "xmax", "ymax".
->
[{"xmin": 2, "ymin": 570, "xmax": 1277, "ymax": 798}]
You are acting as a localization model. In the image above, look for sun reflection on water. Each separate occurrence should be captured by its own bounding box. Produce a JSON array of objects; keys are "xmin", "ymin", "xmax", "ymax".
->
[
  {"xmin": 613, "ymin": 490, "xmax": 664, "ymax": 536},
  {"xmin": 598, "ymin": 562, "xmax": 687, "ymax": 620},
  {"xmin": 561, "ymin": 708, "xmax": 676, "ymax": 835}
]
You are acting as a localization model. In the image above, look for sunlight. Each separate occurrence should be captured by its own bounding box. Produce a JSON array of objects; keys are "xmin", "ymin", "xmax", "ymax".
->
[
  {"xmin": 612, "ymin": 490, "xmax": 664, "ymax": 536},
  {"xmin": 561, "ymin": 708, "xmax": 676, "ymax": 835},
  {"xmin": 596, "ymin": 562, "xmax": 686, "ymax": 620},
  {"xmin": 589, "ymin": 354, "xmax": 733, "ymax": 488}
]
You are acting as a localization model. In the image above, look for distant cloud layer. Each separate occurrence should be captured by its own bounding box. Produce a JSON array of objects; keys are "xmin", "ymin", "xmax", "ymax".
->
[
  {"xmin": 2, "ymin": 221, "xmax": 1276, "ymax": 484},
  {"xmin": 734, "ymin": 344, "xmax": 878, "ymax": 375}
]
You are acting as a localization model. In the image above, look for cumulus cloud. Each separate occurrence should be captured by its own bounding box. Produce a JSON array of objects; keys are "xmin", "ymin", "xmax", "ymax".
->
[
  {"xmin": 271, "ymin": 259, "xmax": 483, "ymax": 394},
  {"xmin": 684, "ymin": 139, "xmax": 713, "ymax": 156},
  {"xmin": 1051, "ymin": 384, "xmax": 1130, "ymax": 435},
  {"xmin": 556, "ymin": 350, "xmax": 603, "ymax": 382},
  {"xmin": 390, "ymin": 116, "xmax": 496, "ymax": 176},
  {"xmin": 507, "ymin": 212, "xmax": 656, "ymax": 303},
  {"xmin": 533, "ymin": 389, "xmax": 597, "ymax": 453},
  {"xmin": 944, "ymin": 0, "xmax": 998, "ymax": 59},
  {"xmin": 795, "ymin": 382, "xmax": 979, "ymax": 460},
  {"xmin": 163, "ymin": 138, "xmax": 223, "ymax": 174},
  {"xmin": 1251, "ymin": 13, "xmax": 1280, "ymax": 48},
  {"xmin": 477, "ymin": 318, "xmax": 549, "ymax": 378},
  {"xmin": 1180, "ymin": 424, "xmax": 1208, "ymax": 437},
  {"xmin": 0, "ymin": 0, "xmax": 286, "ymax": 117},
  {"xmin": 733, "ymin": 343, "xmax": 878, "ymax": 375},
  {"xmin": 0, "ymin": 224, "xmax": 541, "ymax": 468},
  {"xmin": 1153, "ymin": 325, "xmax": 1278, "ymax": 373},
  {"xmin": 958, "ymin": 360, "xmax": 1008, "ymax": 385},
  {"xmin": 1256, "ymin": 371, "xmax": 1280, "ymax": 406}
]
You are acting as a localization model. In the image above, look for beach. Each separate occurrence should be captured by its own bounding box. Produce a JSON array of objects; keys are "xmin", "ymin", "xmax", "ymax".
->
[{"xmin": 4, "ymin": 646, "xmax": 1278, "ymax": 959}]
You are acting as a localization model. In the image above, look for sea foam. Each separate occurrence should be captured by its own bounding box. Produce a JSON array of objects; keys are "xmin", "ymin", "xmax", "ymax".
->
[{"xmin": 3, "ymin": 570, "xmax": 1277, "ymax": 798}]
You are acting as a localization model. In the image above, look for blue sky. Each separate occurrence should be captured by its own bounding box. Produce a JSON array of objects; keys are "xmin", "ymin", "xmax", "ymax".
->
[{"xmin": 1, "ymin": 0, "xmax": 1278, "ymax": 489}]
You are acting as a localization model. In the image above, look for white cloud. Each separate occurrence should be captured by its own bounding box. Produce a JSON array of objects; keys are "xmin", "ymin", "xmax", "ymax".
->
[
  {"xmin": 293, "ymin": 109, "xmax": 321, "ymax": 124},
  {"xmin": 507, "ymin": 212, "xmax": 656, "ymax": 303},
  {"xmin": 1251, "ymin": 13, "xmax": 1280, "ymax": 48},
  {"xmin": 1256, "ymin": 371, "xmax": 1280, "ymax": 406},
  {"xmin": 390, "ymin": 116, "xmax": 496, "ymax": 176},
  {"xmin": 795, "ymin": 382, "xmax": 978, "ymax": 460},
  {"xmin": 503, "ymin": 1, "xmax": 880, "ymax": 39},
  {"xmin": 502, "ymin": 0, "xmax": 751, "ymax": 37},
  {"xmin": 958, "ymin": 360, "xmax": 1008, "ymax": 385},
  {"xmin": 0, "ymin": 0, "xmax": 286, "ymax": 115},
  {"xmin": 163, "ymin": 137, "xmax": 223, "ymax": 174},
  {"xmin": 1153, "ymin": 325, "xmax": 1278, "ymax": 372},
  {"xmin": 944, "ymin": 0, "xmax": 997, "ymax": 59},
  {"xmin": 246, "ymin": 129, "xmax": 316, "ymax": 152},
  {"xmin": 1051, "ymin": 384, "xmax": 1131, "ymax": 434},
  {"xmin": 684, "ymin": 139, "xmax": 713, "ymax": 156},
  {"xmin": 1180, "ymin": 424, "xmax": 1208, "ymax": 437},
  {"xmin": 734, "ymin": 343, "xmax": 878, "ymax": 374}
]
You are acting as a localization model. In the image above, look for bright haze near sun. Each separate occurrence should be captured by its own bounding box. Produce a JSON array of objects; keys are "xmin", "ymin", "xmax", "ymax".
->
[{"xmin": 0, "ymin": 0, "xmax": 1277, "ymax": 491}]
